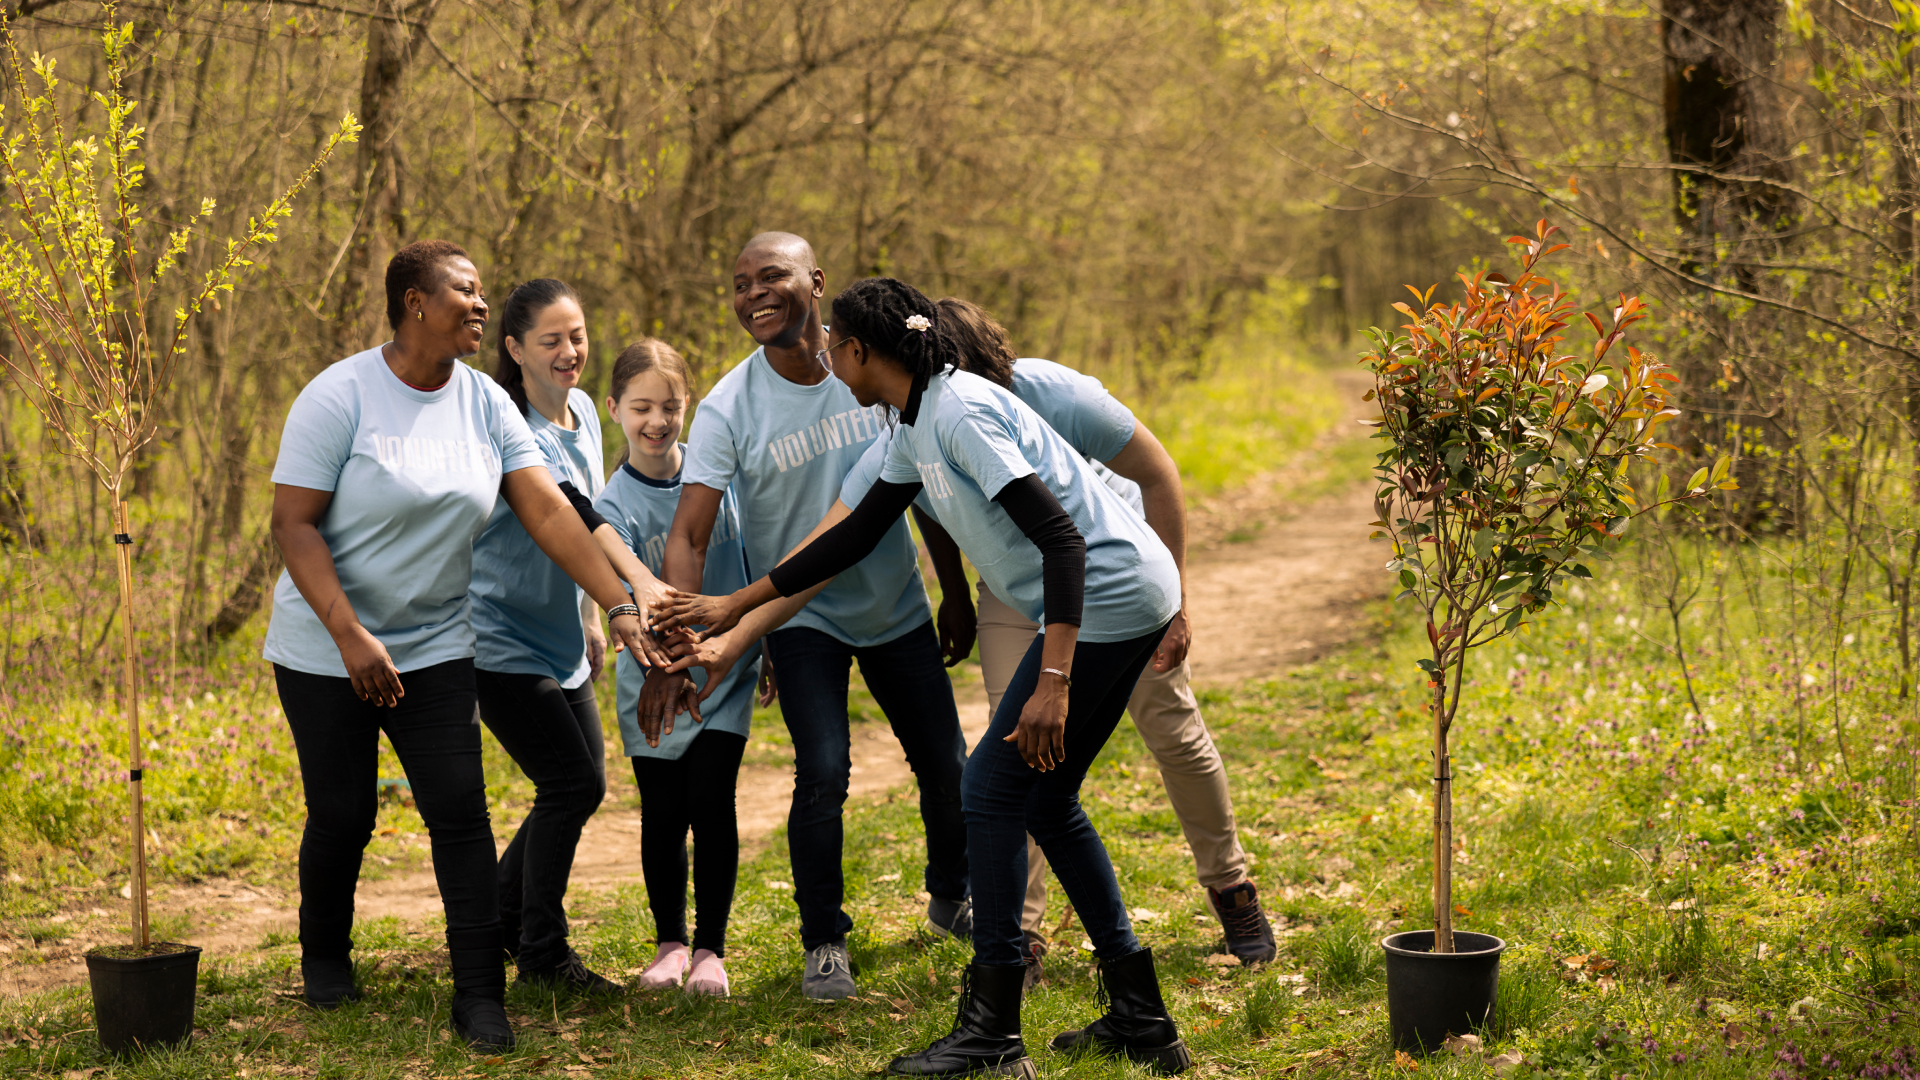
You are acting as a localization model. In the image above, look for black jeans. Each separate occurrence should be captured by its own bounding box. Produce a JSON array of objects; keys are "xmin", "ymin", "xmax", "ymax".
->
[
  {"xmin": 961, "ymin": 624, "xmax": 1167, "ymax": 967},
  {"xmin": 763, "ymin": 620, "xmax": 969, "ymax": 949},
  {"xmin": 474, "ymin": 668, "xmax": 606, "ymax": 971},
  {"xmin": 630, "ymin": 729, "xmax": 747, "ymax": 957},
  {"xmin": 274, "ymin": 659, "xmax": 502, "ymax": 984}
]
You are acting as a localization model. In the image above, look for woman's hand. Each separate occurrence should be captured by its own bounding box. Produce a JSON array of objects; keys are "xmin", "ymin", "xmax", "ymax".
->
[
  {"xmin": 1004, "ymin": 676, "xmax": 1068, "ymax": 771},
  {"xmin": 757, "ymin": 644, "xmax": 778, "ymax": 707},
  {"xmin": 607, "ymin": 611, "xmax": 663, "ymax": 668},
  {"xmin": 584, "ymin": 621, "xmax": 608, "ymax": 682},
  {"xmin": 636, "ymin": 668, "xmax": 703, "ymax": 747},
  {"xmin": 339, "ymin": 625, "xmax": 405, "ymax": 707},
  {"xmin": 1152, "ymin": 608, "xmax": 1191, "ymax": 672},
  {"xmin": 663, "ymin": 631, "xmax": 741, "ymax": 700},
  {"xmin": 651, "ymin": 588, "xmax": 748, "ymax": 640},
  {"xmin": 936, "ymin": 592, "xmax": 977, "ymax": 667}
]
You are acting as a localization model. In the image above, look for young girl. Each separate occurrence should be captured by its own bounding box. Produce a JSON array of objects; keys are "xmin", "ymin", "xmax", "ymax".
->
[{"xmin": 592, "ymin": 340, "xmax": 761, "ymax": 997}]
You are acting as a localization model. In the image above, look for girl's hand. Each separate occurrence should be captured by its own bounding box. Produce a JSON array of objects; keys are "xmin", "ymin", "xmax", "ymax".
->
[
  {"xmin": 1004, "ymin": 677, "xmax": 1068, "ymax": 771},
  {"xmin": 339, "ymin": 626, "xmax": 405, "ymax": 707},
  {"xmin": 651, "ymin": 588, "xmax": 747, "ymax": 640}
]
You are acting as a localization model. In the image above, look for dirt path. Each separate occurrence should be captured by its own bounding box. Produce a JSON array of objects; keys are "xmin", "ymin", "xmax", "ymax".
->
[{"xmin": 1, "ymin": 372, "xmax": 1383, "ymax": 1001}]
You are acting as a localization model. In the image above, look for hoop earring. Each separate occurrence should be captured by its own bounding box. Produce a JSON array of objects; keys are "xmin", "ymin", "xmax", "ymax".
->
[{"xmin": 416, "ymin": 310, "xmax": 424, "ymax": 321}]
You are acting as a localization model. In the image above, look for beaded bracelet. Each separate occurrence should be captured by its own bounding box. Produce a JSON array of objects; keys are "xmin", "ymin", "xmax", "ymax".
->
[{"xmin": 607, "ymin": 603, "xmax": 641, "ymax": 620}]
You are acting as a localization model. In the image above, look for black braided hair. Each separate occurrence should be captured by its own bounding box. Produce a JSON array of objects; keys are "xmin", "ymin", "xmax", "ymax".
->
[
  {"xmin": 491, "ymin": 278, "xmax": 580, "ymax": 415},
  {"xmin": 935, "ymin": 297, "xmax": 1017, "ymax": 390},
  {"xmin": 829, "ymin": 278, "xmax": 960, "ymax": 409},
  {"xmin": 384, "ymin": 239, "xmax": 469, "ymax": 329}
]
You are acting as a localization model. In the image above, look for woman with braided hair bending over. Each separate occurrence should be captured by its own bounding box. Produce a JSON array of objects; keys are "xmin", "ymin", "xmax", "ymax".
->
[
  {"xmin": 266, "ymin": 242, "xmax": 658, "ymax": 1051},
  {"xmin": 656, "ymin": 277, "xmax": 1192, "ymax": 1078}
]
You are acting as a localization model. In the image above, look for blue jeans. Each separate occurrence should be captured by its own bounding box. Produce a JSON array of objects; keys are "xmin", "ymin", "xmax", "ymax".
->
[
  {"xmin": 961, "ymin": 624, "xmax": 1168, "ymax": 967},
  {"xmin": 765, "ymin": 620, "xmax": 969, "ymax": 949}
]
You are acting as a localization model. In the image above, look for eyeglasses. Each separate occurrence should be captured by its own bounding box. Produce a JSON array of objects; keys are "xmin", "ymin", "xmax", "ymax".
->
[{"xmin": 815, "ymin": 336, "xmax": 851, "ymax": 371}]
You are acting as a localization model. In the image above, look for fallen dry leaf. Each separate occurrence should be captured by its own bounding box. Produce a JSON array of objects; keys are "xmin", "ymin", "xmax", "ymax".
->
[
  {"xmin": 1453, "ymin": 904, "xmax": 1472, "ymax": 917},
  {"xmin": 1490, "ymin": 1049, "xmax": 1527, "ymax": 1074},
  {"xmin": 1204, "ymin": 953, "xmax": 1241, "ymax": 967},
  {"xmin": 1443, "ymin": 1033, "xmax": 1482, "ymax": 1055},
  {"xmin": 1560, "ymin": 954, "xmax": 1588, "ymax": 968},
  {"xmin": 1395, "ymin": 1048, "xmax": 1421, "ymax": 1070}
]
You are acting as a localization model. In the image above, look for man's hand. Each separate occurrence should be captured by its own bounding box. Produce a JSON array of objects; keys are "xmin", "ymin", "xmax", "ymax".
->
[
  {"xmin": 1004, "ymin": 676, "xmax": 1068, "ymax": 771},
  {"xmin": 1153, "ymin": 608, "xmax": 1191, "ymax": 672},
  {"xmin": 664, "ymin": 631, "xmax": 743, "ymax": 701},
  {"xmin": 636, "ymin": 667, "xmax": 703, "ymax": 748},
  {"xmin": 936, "ymin": 591, "xmax": 977, "ymax": 667},
  {"xmin": 652, "ymin": 588, "xmax": 748, "ymax": 640},
  {"xmin": 339, "ymin": 625, "xmax": 404, "ymax": 707},
  {"xmin": 608, "ymin": 611, "xmax": 664, "ymax": 669}
]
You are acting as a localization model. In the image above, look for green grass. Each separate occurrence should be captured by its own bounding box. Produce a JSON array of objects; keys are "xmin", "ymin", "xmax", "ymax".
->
[{"xmin": 6, "ymin": 584, "xmax": 1920, "ymax": 1076}]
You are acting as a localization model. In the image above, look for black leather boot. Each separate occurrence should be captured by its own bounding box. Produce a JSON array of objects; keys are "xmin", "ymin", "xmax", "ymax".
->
[
  {"xmin": 1049, "ymin": 947, "xmax": 1191, "ymax": 1075},
  {"xmin": 447, "ymin": 929, "xmax": 515, "ymax": 1051},
  {"xmin": 301, "ymin": 954, "xmax": 359, "ymax": 1010},
  {"xmin": 886, "ymin": 963, "xmax": 1036, "ymax": 1078}
]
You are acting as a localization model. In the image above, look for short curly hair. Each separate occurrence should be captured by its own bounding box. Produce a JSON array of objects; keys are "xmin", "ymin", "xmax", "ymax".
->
[{"xmin": 384, "ymin": 239, "xmax": 470, "ymax": 329}]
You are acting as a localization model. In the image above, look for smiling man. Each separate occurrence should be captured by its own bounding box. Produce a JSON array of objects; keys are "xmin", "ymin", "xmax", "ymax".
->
[{"xmin": 657, "ymin": 232, "xmax": 972, "ymax": 1000}]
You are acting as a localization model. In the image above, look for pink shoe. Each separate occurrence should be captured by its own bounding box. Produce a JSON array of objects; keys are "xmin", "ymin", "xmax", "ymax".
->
[
  {"xmin": 684, "ymin": 949, "xmax": 729, "ymax": 997},
  {"xmin": 637, "ymin": 942, "xmax": 690, "ymax": 990}
]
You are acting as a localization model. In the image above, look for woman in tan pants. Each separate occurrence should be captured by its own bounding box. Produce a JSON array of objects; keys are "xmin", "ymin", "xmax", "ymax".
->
[{"xmin": 938, "ymin": 299, "xmax": 1278, "ymax": 981}]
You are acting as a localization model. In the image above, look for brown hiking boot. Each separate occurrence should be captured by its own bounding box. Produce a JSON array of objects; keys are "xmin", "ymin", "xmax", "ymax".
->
[{"xmin": 1205, "ymin": 880, "xmax": 1277, "ymax": 965}]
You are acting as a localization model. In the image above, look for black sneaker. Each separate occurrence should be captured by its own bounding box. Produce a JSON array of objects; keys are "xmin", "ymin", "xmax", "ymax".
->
[
  {"xmin": 1205, "ymin": 881, "xmax": 1277, "ymax": 965},
  {"xmin": 1020, "ymin": 932, "xmax": 1048, "ymax": 993},
  {"xmin": 927, "ymin": 895, "xmax": 974, "ymax": 940},
  {"xmin": 513, "ymin": 948, "xmax": 623, "ymax": 996}
]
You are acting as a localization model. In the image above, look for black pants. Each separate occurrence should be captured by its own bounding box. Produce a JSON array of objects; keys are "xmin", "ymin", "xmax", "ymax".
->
[
  {"xmin": 631, "ymin": 729, "xmax": 747, "ymax": 957},
  {"xmin": 274, "ymin": 660, "xmax": 502, "ymax": 988},
  {"xmin": 763, "ymin": 620, "xmax": 969, "ymax": 949},
  {"xmin": 475, "ymin": 668, "xmax": 606, "ymax": 971}
]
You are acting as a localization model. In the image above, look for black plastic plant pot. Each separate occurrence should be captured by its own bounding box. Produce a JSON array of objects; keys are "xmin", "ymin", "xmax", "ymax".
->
[
  {"xmin": 1382, "ymin": 930, "xmax": 1505, "ymax": 1053},
  {"xmin": 84, "ymin": 943, "xmax": 202, "ymax": 1056}
]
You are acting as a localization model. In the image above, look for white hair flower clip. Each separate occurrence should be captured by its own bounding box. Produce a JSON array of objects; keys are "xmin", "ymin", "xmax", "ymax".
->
[{"xmin": 905, "ymin": 314, "xmax": 932, "ymax": 333}]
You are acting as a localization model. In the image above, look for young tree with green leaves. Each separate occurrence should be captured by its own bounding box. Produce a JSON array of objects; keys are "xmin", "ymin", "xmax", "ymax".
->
[
  {"xmin": 1362, "ymin": 222, "xmax": 1730, "ymax": 952},
  {"xmin": 0, "ymin": 3, "xmax": 358, "ymax": 948}
]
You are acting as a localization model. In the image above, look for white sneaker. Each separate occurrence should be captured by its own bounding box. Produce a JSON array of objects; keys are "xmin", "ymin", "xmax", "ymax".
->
[{"xmin": 637, "ymin": 942, "xmax": 690, "ymax": 989}]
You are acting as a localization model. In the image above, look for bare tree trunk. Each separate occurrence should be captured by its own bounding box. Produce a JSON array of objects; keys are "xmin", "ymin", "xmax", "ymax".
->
[
  {"xmin": 327, "ymin": 0, "xmax": 444, "ymax": 359},
  {"xmin": 112, "ymin": 500, "xmax": 150, "ymax": 948},
  {"xmin": 204, "ymin": 530, "xmax": 283, "ymax": 643},
  {"xmin": 1430, "ymin": 661, "xmax": 1454, "ymax": 954}
]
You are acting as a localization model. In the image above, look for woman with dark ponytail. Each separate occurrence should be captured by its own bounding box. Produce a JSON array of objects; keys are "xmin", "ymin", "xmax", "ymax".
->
[
  {"xmin": 469, "ymin": 278, "xmax": 669, "ymax": 994},
  {"xmin": 658, "ymin": 277, "xmax": 1192, "ymax": 1077}
]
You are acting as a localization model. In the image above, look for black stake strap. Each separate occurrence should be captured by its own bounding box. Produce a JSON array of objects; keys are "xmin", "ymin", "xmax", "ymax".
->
[
  {"xmin": 113, "ymin": 533, "xmax": 132, "ymax": 544},
  {"xmin": 128, "ymin": 768, "xmax": 142, "ymax": 782}
]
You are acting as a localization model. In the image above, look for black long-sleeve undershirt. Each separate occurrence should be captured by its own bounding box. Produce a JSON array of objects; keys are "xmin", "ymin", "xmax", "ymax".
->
[
  {"xmin": 557, "ymin": 480, "xmax": 609, "ymax": 533},
  {"xmin": 767, "ymin": 473, "xmax": 1085, "ymax": 628}
]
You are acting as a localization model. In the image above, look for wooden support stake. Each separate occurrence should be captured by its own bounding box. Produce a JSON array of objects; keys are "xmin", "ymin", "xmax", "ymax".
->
[
  {"xmin": 113, "ymin": 500, "xmax": 150, "ymax": 949},
  {"xmin": 1431, "ymin": 678, "xmax": 1454, "ymax": 954}
]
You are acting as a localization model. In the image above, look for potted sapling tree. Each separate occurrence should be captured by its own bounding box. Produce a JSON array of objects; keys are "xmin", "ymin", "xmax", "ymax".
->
[
  {"xmin": 0, "ymin": 6, "xmax": 355, "ymax": 1055},
  {"xmin": 1359, "ymin": 221, "xmax": 1730, "ymax": 1052}
]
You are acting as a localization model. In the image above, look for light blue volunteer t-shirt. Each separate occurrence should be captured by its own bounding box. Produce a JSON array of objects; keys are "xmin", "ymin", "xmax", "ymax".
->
[
  {"xmin": 879, "ymin": 370, "xmax": 1179, "ymax": 642},
  {"xmin": 594, "ymin": 456, "xmax": 760, "ymax": 761},
  {"xmin": 682, "ymin": 347, "xmax": 929, "ymax": 646},
  {"xmin": 263, "ymin": 347, "xmax": 547, "ymax": 677},
  {"xmin": 469, "ymin": 388, "xmax": 605, "ymax": 687},
  {"xmin": 841, "ymin": 358, "xmax": 1148, "ymax": 516}
]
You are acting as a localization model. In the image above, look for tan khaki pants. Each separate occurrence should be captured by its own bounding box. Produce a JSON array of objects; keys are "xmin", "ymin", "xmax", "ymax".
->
[{"xmin": 975, "ymin": 581, "xmax": 1248, "ymax": 937}]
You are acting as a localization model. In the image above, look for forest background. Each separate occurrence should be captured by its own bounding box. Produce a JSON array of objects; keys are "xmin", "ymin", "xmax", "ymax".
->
[{"xmin": 6, "ymin": 0, "xmax": 1920, "ymax": 1077}]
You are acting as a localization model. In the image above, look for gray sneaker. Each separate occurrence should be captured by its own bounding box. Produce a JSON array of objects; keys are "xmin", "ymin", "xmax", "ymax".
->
[
  {"xmin": 926, "ymin": 895, "xmax": 973, "ymax": 940},
  {"xmin": 802, "ymin": 941, "xmax": 856, "ymax": 1000}
]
